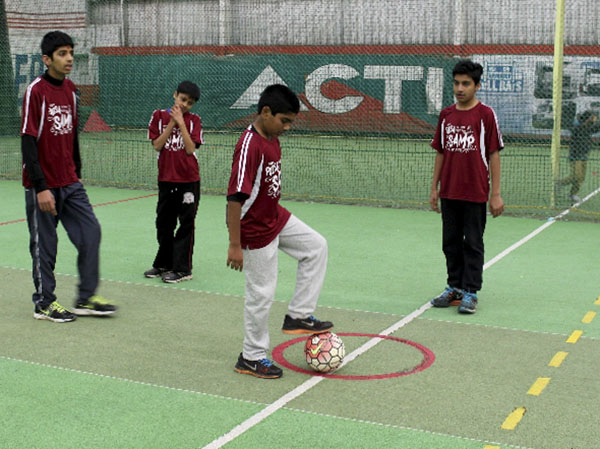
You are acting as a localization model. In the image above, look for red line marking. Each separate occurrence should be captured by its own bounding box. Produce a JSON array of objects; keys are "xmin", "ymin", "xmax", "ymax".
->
[
  {"xmin": 91, "ymin": 193, "xmax": 157, "ymax": 208},
  {"xmin": 0, "ymin": 193, "xmax": 157, "ymax": 226},
  {"xmin": 272, "ymin": 332, "xmax": 435, "ymax": 381}
]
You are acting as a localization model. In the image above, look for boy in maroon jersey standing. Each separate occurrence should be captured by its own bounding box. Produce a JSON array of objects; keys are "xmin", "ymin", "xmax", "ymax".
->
[
  {"xmin": 429, "ymin": 60, "xmax": 504, "ymax": 314},
  {"xmin": 226, "ymin": 84, "xmax": 333, "ymax": 378},
  {"xmin": 144, "ymin": 81, "xmax": 203, "ymax": 283},
  {"xmin": 21, "ymin": 31, "xmax": 117, "ymax": 322}
]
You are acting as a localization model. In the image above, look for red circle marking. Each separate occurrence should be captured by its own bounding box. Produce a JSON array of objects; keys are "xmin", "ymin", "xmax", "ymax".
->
[{"xmin": 272, "ymin": 332, "xmax": 435, "ymax": 380}]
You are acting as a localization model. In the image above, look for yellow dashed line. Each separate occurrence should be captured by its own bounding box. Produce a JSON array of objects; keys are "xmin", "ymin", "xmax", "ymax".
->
[
  {"xmin": 566, "ymin": 330, "xmax": 583, "ymax": 343},
  {"xmin": 582, "ymin": 311, "xmax": 596, "ymax": 324},
  {"xmin": 527, "ymin": 377, "xmax": 550, "ymax": 396},
  {"xmin": 548, "ymin": 351, "xmax": 568, "ymax": 367},
  {"xmin": 501, "ymin": 407, "xmax": 526, "ymax": 430},
  {"xmin": 499, "ymin": 294, "xmax": 599, "ymax": 435},
  {"xmin": 484, "ymin": 446, "xmax": 500, "ymax": 449}
]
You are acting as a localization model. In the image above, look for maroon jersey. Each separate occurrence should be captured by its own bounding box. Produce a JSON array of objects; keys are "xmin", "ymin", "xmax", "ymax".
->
[
  {"xmin": 431, "ymin": 102, "xmax": 503, "ymax": 203},
  {"xmin": 21, "ymin": 76, "xmax": 79, "ymax": 189},
  {"xmin": 148, "ymin": 109, "xmax": 203, "ymax": 182},
  {"xmin": 227, "ymin": 126, "xmax": 291, "ymax": 249}
]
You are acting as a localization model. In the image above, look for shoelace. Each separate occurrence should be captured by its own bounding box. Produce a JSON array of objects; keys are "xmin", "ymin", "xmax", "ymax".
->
[
  {"xmin": 259, "ymin": 358, "xmax": 273, "ymax": 367},
  {"xmin": 90, "ymin": 296, "xmax": 110, "ymax": 305},
  {"xmin": 462, "ymin": 292, "xmax": 476, "ymax": 302},
  {"xmin": 50, "ymin": 302, "xmax": 68, "ymax": 313}
]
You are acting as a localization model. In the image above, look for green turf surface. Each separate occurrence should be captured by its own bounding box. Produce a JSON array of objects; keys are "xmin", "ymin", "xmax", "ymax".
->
[{"xmin": 1, "ymin": 179, "xmax": 600, "ymax": 448}]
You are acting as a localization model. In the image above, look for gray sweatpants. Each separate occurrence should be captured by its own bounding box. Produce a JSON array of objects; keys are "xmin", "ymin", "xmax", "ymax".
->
[
  {"xmin": 25, "ymin": 182, "xmax": 101, "ymax": 307},
  {"xmin": 242, "ymin": 215, "xmax": 328, "ymax": 361}
]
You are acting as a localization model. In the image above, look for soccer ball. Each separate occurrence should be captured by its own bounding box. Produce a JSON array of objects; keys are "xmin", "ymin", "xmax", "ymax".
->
[{"xmin": 305, "ymin": 332, "xmax": 345, "ymax": 373}]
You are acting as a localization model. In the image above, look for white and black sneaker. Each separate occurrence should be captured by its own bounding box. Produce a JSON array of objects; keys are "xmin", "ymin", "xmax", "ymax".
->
[
  {"xmin": 281, "ymin": 314, "xmax": 333, "ymax": 334},
  {"xmin": 234, "ymin": 353, "xmax": 283, "ymax": 379},
  {"xmin": 144, "ymin": 267, "xmax": 169, "ymax": 278},
  {"xmin": 162, "ymin": 271, "xmax": 192, "ymax": 283}
]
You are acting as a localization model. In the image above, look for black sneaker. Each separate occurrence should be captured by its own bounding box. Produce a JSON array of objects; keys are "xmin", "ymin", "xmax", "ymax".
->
[
  {"xmin": 144, "ymin": 267, "xmax": 169, "ymax": 278},
  {"xmin": 431, "ymin": 286, "xmax": 463, "ymax": 307},
  {"xmin": 282, "ymin": 314, "xmax": 333, "ymax": 334},
  {"xmin": 33, "ymin": 301, "xmax": 76, "ymax": 323},
  {"xmin": 73, "ymin": 295, "xmax": 117, "ymax": 316},
  {"xmin": 162, "ymin": 271, "xmax": 192, "ymax": 283},
  {"xmin": 234, "ymin": 353, "xmax": 283, "ymax": 379}
]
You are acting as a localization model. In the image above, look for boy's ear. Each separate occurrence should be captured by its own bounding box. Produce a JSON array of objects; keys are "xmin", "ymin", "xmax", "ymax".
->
[
  {"xmin": 173, "ymin": 91, "xmax": 178, "ymax": 100},
  {"xmin": 42, "ymin": 54, "xmax": 52, "ymax": 67},
  {"xmin": 260, "ymin": 105, "xmax": 272, "ymax": 117}
]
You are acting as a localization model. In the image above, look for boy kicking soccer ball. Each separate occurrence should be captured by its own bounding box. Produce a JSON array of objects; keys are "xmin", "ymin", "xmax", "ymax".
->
[{"xmin": 226, "ymin": 84, "xmax": 333, "ymax": 379}]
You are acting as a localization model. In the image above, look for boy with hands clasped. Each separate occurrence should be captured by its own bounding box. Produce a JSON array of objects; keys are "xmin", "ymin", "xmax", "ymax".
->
[{"xmin": 145, "ymin": 81, "xmax": 204, "ymax": 283}]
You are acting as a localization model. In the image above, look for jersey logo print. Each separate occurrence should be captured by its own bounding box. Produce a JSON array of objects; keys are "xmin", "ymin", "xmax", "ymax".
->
[
  {"xmin": 265, "ymin": 160, "xmax": 282, "ymax": 198},
  {"xmin": 162, "ymin": 125, "xmax": 185, "ymax": 151},
  {"xmin": 47, "ymin": 104, "xmax": 73, "ymax": 136},
  {"xmin": 444, "ymin": 124, "xmax": 476, "ymax": 153}
]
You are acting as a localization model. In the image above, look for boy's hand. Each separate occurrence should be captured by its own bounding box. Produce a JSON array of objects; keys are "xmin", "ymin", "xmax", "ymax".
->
[
  {"xmin": 227, "ymin": 244, "xmax": 243, "ymax": 271},
  {"xmin": 430, "ymin": 189, "xmax": 440, "ymax": 213},
  {"xmin": 37, "ymin": 190, "xmax": 57, "ymax": 216},
  {"xmin": 489, "ymin": 194, "xmax": 504, "ymax": 217},
  {"xmin": 170, "ymin": 105, "xmax": 184, "ymax": 126}
]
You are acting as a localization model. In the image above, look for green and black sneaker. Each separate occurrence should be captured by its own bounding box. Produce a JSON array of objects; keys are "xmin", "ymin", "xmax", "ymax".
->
[
  {"xmin": 34, "ymin": 301, "xmax": 77, "ymax": 323},
  {"xmin": 73, "ymin": 295, "xmax": 117, "ymax": 316}
]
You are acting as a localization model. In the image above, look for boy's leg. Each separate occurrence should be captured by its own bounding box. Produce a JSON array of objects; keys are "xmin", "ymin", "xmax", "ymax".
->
[
  {"xmin": 571, "ymin": 160, "xmax": 587, "ymax": 195},
  {"xmin": 25, "ymin": 188, "xmax": 59, "ymax": 307},
  {"xmin": 440, "ymin": 199, "xmax": 464, "ymax": 289},
  {"xmin": 172, "ymin": 181, "xmax": 200, "ymax": 272},
  {"xmin": 153, "ymin": 182, "xmax": 178, "ymax": 269},
  {"xmin": 278, "ymin": 215, "xmax": 328, "ymax": 318},
  {"xmin": 59, "ymin": 182, "xmax": 101, "ymax": 302},
  {"xmin": 461, "ymin": 201, "xmax": 487, "ymax": 292},
  {"xmin": 242, "ymin": 238, "xmax": 279, "ymax": 360}
]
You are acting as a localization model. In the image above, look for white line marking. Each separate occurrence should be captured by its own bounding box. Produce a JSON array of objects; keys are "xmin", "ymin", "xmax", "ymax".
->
[
  {"xmin": 0, "ymin": 356, "xmax": 532, "ymax": 449},
  {"xmin": 204, "ymin": 303, "xmax": 435, "ymax": 449},
  {"xmin": 484, "ymin": 185, "xmax": 600, "ymax": 271},
  {"xmin": 203, "ymin": 190, "xmax": 600, "ymax": 449}
]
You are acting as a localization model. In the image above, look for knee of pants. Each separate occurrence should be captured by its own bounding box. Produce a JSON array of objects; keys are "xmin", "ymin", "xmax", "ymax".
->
[
  {"xmin": 315, "ymin": 233, "xmax": 327, "ymax": 256},
  {"xmin": 90, "ymin": 221, "xmax": 102, "ymax": 244}
]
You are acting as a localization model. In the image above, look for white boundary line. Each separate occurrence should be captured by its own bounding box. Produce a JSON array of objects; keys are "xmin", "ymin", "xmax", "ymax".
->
[{"xmin": 203, "ymin": 190, "xmax": 600, "ymax": 449}]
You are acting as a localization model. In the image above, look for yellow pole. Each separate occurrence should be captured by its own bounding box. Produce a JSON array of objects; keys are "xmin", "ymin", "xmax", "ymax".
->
[{"xmin": 550, "ymin": 0, "xmax": 566, "ymax": 207}]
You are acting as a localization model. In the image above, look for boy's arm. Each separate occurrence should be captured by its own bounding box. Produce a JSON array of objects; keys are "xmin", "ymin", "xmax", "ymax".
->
[
  {"xmin": 151, "ymin": 114, "xmax": 176, "ymax": 152},
  {"xmin": 489, "ymin": 151, "xmax": 504, "ymax": 217},
  {"xmin": 226, "ymin": 200, "xmax": 243, "ymax": 271},
  {"xmin": 21, "ymin": 135, "xmax": 56, "ymax": 216},
  {"xmin": 430, "ymin": 152, "xmax": 444, "ymax": 213},
  {"xmin": 73, "ymin": 129, "xmax": 82, "ymax": 179},
  {"xmin": 170, "ymin": 105, "xmax": 196, "ymax": 155}
]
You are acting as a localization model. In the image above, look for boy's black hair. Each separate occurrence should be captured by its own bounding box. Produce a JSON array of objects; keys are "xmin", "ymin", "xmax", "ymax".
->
[
  {"xmin": 257, "ymin": 84, "xmax": 300, "ymax": 115},
  {"xmin": 177, "ymin": 81, "xmax": 200, "ymax": 102},
  {"xmin": 452, "ymin": 59, "xmax": 484, "ymax": 85},
  {"xmin": 41, "ymin": 31, "xmax": 74, "ymax": 57}
]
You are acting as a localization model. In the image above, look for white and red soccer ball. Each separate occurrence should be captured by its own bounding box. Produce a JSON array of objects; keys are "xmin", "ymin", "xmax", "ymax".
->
[{"xmin": 304, "ymin": 332, "xmax": 345, "ymax": 373}]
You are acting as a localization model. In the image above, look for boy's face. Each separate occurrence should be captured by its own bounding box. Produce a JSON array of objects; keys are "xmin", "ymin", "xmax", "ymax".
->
[
  {"xmin": 42, "ymin": 45, "xmax": 74, "ymax": 80},
  {"xmin": 260, "ymin": 107, "xmax": 297, "ymax": 138},
  {"xmin": 453, "ymin": 74, "xmax": 480, "ymax": 108},
  {"xmin": 173, "ymin": 92, "xmax": 196, "ymax": 114}
]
